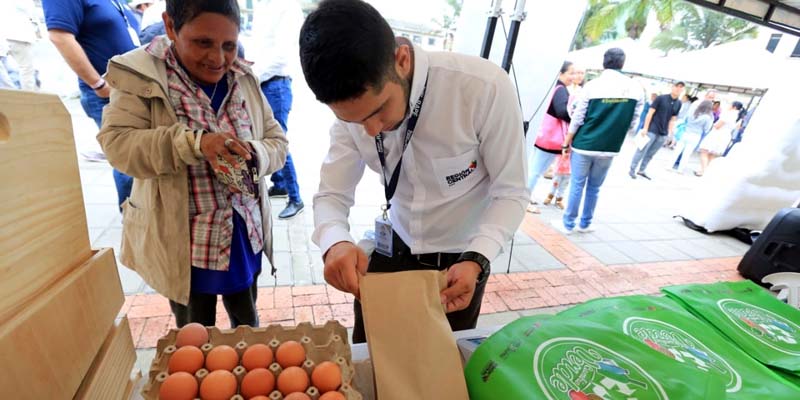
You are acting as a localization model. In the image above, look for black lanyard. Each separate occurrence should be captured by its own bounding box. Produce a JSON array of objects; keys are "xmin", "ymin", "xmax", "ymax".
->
[{"xmin": 375, "ymin": 76, "xmax": 428, "ymax": 212}]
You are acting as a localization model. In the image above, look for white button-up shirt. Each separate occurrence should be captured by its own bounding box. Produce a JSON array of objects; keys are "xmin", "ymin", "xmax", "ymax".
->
[
  {"xmin": 250, "ymin": 0, "xmax": 304, "ymax": 83},
  {"xmin": 312, "ymin": 45, "xmax": 529, "ymax": 261}
]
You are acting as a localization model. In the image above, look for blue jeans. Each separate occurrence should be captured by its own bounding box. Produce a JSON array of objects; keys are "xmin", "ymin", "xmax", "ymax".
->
[
  {"xmin": 630, "ymin": 132, "xmax": 668, "ymax": 174},
  {"xmin": 261, "ymin": 78, "xmax": 301, "ymax": 203},
  {"xmin": 672, "ymin": 132, "xmax": 702, "ymax": 171},
  {"xmin": 563, "ymin": 152, "xmax": 613, "ymax": 230},
  {"xmin": 79, "ymin": 85, "xmax": 133, "ymax": 209},
  {"xmin": 527, "ymin": 147, "xmax": 559, "ymax": 191},
  {"xmin": 549, "ymin": 174, "xmax": 569, "ymax": 197}
]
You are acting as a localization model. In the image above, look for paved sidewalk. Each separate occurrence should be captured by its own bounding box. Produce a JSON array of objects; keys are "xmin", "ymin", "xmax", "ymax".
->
[{"xmin": 122, "ymin": 213, "xmax": 743, "ymax": 349}]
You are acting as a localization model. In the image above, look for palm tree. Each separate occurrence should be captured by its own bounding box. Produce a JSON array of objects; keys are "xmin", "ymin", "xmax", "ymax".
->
[
  {"xmin": 583, "ymin": 0, "xmax": 677, "ymax": 41},
  {"xmin": 650, "ymin": 4, "xmax": 758, "ymax": 54}
]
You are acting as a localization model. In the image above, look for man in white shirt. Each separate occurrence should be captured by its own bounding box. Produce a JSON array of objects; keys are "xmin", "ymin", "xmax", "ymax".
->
[
  {"xmin": 0, "ymin": 0, "xmax": 41, "ymax": 91},
  {"xmin": 252, "ymin": 0, "xmax": 306, "ymax": 219},
  {"xmin": 0, "ymin": 37, "xmax": 15, "ymax": 89},
  {"xmin": 299, "ymin": 0, "xmax": 529, "ymax": 343}
]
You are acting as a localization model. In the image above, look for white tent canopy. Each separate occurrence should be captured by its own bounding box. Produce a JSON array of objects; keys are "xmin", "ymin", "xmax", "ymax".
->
[
  {"xmin": 567, "ymin": 38, "xmax": 662, "ymax": 72},
  {"xmin": 631, "ymin": 39, "xmax": 777, "ymax": 92},
  {"xmin": 569, "ymin": 38, "xmax": 780, "ymax": 95}
]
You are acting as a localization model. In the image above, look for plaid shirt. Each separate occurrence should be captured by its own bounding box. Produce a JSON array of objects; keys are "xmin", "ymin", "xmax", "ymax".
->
[{"xmin": 146, "ymin": 37, "xmax": 263, "ymax": 271}]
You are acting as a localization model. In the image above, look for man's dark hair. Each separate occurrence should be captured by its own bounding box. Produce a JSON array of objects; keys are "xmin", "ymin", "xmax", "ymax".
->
[
  {"xmin": 300, "ymin": 0, "xmax": 398, "ymax": 104},
  {"xmin": 674, "ymin": 81, "xmax": 686, "ymax": 87},
  {"xmin": 166, "ymin": 0, "xmax": 241, "ymax": 32},
  {"xmin": 603, "ymin": 48, "xmax": 626, "ymax": 70}
]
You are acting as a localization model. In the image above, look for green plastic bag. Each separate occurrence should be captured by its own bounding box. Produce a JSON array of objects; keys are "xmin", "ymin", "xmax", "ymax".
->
[
  {"xmin": 557, "ymin": 295, "xmax": 800, "ymax": 398},
  {"xmin": 662, "ymin": 280, "xmax": 800, "ymax": 376},
  {"xmin": 465, "ymin": 314, "xmax": 726, "ymax": 399}
]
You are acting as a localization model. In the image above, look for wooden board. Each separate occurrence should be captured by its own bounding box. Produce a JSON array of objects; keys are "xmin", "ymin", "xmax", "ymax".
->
[
  {"xmin": 0, "ymin": 249, "xmax": 124, "ymax": 399},
  {"xmin": 0, "ymin": 89, "xmax": 91, "ymax": 322},
  {"xmin": 74, "ymin": 316, "xmax": 137, "ymax": 400}
]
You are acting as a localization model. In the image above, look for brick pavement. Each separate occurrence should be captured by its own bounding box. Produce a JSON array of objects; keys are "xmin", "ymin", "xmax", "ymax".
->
[{"xmin": 124, "ymin": 214, "xmax": 743, "ymax": 349}]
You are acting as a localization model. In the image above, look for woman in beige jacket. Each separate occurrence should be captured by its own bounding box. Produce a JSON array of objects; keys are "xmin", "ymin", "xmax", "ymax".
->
[{"xmin": 98, "ymin": 0, "xmax": 288, "ymax": 328}]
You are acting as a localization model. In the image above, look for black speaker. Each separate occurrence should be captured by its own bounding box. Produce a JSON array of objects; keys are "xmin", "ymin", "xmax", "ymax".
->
[{"xmin": 738, "ymin": 208, "xmax": 800, "ymax": 285}]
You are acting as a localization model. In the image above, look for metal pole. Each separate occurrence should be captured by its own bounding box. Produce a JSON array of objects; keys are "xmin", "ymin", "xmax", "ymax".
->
[
  {"xmin": 501, "ymin": 0, "xmax": 527, "ymax": 72},
  {"xmin": 480, "ymin": 0, "xmax": 504, "ymax": 59}
]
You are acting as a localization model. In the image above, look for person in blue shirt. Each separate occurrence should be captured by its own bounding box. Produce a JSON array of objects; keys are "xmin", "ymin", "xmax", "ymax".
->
[{"xmin": 43, "ymin": 0, "xmax": 140, "ymax": 209}]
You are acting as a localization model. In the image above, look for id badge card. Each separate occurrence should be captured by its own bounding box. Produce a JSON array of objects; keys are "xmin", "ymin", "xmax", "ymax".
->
[{"xmin": 374, "ymin": 216, "xmax": 393, "ymax": 257}]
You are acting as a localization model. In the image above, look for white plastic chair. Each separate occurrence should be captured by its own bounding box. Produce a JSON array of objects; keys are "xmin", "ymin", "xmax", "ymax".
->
[{"xmin": 763, "ymin": 272, "xmax": 800, "ymax": 309}]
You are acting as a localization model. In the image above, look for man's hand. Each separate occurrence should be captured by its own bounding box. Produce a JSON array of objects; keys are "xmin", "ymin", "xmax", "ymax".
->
[
  {"xmin": 639, "ymin": 129, "xmax": 647, "ymax": 138},
  {"xmin": 199, "ymin": 132, "xmax": 252, "ymax": 171},
  {"xmin": 94, "ymin": 84, "xmax": 111, "ymax": 98},
  {"xmin": 440, "ymin": 261, "xmax": 481, "ymax": 313},
  {"xmin": 323, "ymin": 241, "xmax": 368, "ymax": 298}
]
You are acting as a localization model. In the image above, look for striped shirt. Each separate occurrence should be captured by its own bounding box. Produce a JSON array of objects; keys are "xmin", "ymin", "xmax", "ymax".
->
[{"xmin": 145, "ymin": 36, "xmax": 263, "ymax": 271}]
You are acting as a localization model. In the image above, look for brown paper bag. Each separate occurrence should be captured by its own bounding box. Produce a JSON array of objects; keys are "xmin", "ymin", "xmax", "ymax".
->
[{"xmin": 360, "ymin": 270, "xmax": 469, "ymax": 400}]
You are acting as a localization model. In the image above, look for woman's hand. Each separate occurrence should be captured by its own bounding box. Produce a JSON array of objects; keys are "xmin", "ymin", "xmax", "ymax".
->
[{"xmin": 199, "ymin": 132, "xmax": 252, "ymax": 171}]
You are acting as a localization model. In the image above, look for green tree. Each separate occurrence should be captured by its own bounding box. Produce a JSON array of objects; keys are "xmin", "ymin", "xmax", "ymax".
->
[
  {"xmin": 650, "ymin": 4, "xmax": 758, "ymax": 54},
  {"xmin": 433, "ymin": 0, "xmax": 463, "ymax": 31},
  {"xmin": 583, "ymin": 0, "xmax": 676, "ymax": 41},
  {"xmin": 572, "ymin": 1, "xmax": 620, "ymax": 50}
]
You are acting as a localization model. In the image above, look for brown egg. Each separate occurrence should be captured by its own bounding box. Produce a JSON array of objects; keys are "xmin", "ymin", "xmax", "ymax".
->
[
  {"xmin": 242, "ymin": 343, "xmax": 274, "ymax": 371},
  {"xmin": 168, "ymin": 345, "xmax": 205, "ymax": 374},
  {"xmin": 199, "ymin": 369, "xmax": 237, "ymax": 400},
  {"xmin": 240, "ymin": 368, "xmax": 275, "ymax": 399},
  {"xmin": 175, "ymin": 323, "xmax": 209, "ymax": 348},
  {"xmin": 320, "ymin": 392, "xmax": 346, "ymax": 400},
  {"xmin": 277, "ymin": 366, "xmax": 310, "ymax": 395},
  {"xmin": 250, "ymin": 397, "xmax": 271, "ymax": 400},
  {"xmin": 284, "ymin": 393, "xmax": 311, "ymax": 400},
  {"xmin": 275, "ymin": 340, "xmax": 306, "ymax": 368},
  {"xmin": 311, "ymin": 361, "xmax": 342, "ymax": 393},
  {"xmin": 158, "ymin": 371, "xmax": 198, "ymax": 400},
  {"xmin": 205, "ymin": 344, "xmax": 239, "ymax": 371}
]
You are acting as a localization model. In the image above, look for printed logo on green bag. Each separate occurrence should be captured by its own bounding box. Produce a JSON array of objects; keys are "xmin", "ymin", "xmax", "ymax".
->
[
  {"xmin": 533, "ymin": 338, "xmax": 667, "ymax": 400},
  {"xmin": 623, "ymin": 317, "xmax": 741, "ymax": 392},
  {"xmin": 718, "ymin": 299, "xmax": 800, "ymax": 356}
]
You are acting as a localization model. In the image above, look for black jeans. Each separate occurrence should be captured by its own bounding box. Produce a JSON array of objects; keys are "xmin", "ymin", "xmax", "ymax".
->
[
  {"xmin": 352, "ymin": 233, "xmax": 488, "ymax": 343},
  {"xmin": 169, "ymin": 279, "xmax": 260, "ymax": 328}
]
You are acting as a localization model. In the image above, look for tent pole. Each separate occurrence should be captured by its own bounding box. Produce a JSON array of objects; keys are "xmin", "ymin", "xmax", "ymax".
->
[
  {"xmin": 501, "ymin": 0, "xmax": 527, "ymax": 72},
  {"xmin": 480, "ymin": 0, "xmax": 504, "ymax": 59}
]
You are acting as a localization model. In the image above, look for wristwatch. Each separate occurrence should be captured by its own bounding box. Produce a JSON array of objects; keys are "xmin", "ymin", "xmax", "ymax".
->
[{"xmin": 456, "ymin": 251, "xmax": 490, "ymax": 282}]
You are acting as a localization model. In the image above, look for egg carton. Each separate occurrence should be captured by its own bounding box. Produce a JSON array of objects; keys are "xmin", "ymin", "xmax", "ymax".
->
[{"xmin": 142, "ymin": 321, "xmax": 363, "ymax": 400}]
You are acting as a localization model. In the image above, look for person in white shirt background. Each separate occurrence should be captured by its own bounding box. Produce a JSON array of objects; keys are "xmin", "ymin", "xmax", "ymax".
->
[
  {"xmin": 0, "ymin": 0, "xmax": 42, "ymax": 91},
  {"xmin": 0, "ymin": 36, "xmax": 14, "ymax": 89},
  {"xmin": 299, "ymin": 0, "xmax": 529, "ymax": 343},
  {"xmin": 127, "ymin": 0, "xmax": 154, "ymax": 26},
  {"xmin": 251, "ymin": 0, "xmax": 306, "ymax": 219}
]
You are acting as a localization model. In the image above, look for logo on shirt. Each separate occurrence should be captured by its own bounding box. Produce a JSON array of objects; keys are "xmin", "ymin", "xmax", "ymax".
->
[{"xmin": 446, "ymin": 160, "xmax": 478, "ymax": 187}]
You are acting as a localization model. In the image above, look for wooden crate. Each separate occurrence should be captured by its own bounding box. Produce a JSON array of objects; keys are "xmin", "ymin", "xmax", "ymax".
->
[
  {"xmin": 0, "ymin": 248, "xmax": 124, "ymax": 399},
  {"xmin": 74, "ymin": 316, "xmax": 137, "ymax": 400},
  {"xmin": 0, "ymin": 89, "xmax": 91, "ymax": 323}
]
